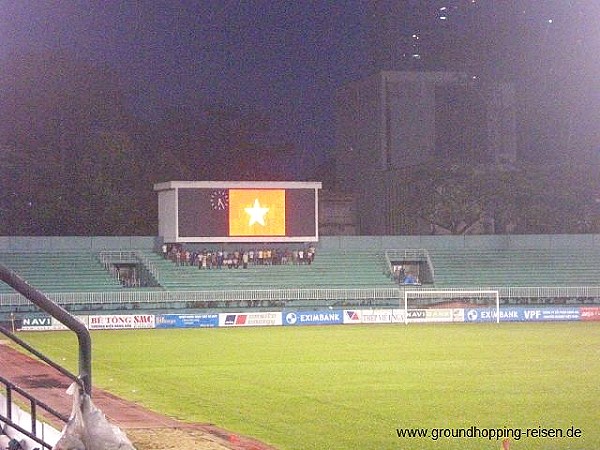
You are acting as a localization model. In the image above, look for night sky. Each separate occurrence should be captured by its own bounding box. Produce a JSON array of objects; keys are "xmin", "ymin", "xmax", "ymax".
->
[{"xmin": 1, "ymin": 1, "xmax": 599, "ymax": 170}]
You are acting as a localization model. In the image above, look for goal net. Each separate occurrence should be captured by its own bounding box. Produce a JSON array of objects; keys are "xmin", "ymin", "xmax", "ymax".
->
[{"xmin": 403, "ymin": 289, "xmax": 500, "ymax": 324}]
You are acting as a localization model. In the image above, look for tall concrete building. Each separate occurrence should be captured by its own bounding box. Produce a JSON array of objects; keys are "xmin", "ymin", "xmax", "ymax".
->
[{"xmin": 334, "ymin": 70, "xmax": 517, "ymax": 235}]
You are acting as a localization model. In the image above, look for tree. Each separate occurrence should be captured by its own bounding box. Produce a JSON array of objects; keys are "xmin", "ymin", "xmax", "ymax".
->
[
  {"xmin": 514, "ymin": 162, "xmax": 600, "ymax": 234},
  {"xmin": 0, "ymin": 52, "xmax": 151, "ymax": 235},
  {"xmin": 399, "ymin": 163, "xmax": 514, "ymax": 234},
  {"xmin": 0, "ymin": 51, "xmax": 299, "ymax": 235},
  {"xmin": 397, "ymin": 161, "xmax": 600, "ymax": 235}
]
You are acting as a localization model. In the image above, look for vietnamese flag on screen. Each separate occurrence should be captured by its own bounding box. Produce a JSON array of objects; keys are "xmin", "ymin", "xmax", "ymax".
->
[{"xmin": 229, "ymin": 189, "xmax": 286, "ymax": 236}]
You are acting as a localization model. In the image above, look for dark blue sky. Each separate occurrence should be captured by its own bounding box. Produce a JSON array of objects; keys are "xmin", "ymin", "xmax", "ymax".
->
[
  {"xmin": 2, "ymin": 1, "xmax": 599, "ymax": 169},
  {"xmin": 1, "ymin": 1, "xmax": 371, "ymax": 168}
]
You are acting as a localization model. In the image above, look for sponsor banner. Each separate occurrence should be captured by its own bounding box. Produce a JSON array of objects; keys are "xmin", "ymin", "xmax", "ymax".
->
[
  {"xmin": 391, "ymin": 309, "xmax": 407, "ymax": 323},
  {"xmin": 219, "ymin": 312, "xmax": 282, "ymax": 327},
  {"xmin": 283, "ymin": 310, "xmax": 343, "ymax": 326},
  {"xmin": 523, "ymin": 307, "xmax": 580, "ymax": 322},
  {"xmin": 452, "ymin": 308, "xmax": 465, "ymax": 323},
  {"xmin": 344, "ymin": 309, "xmax": 407, "ymax": 324},
  {"xmin": 156, "ymin": 314, "xmax": 219, "ymax": 328},
  {"xmin": 20, "ymin": 316, "xmax": 54, "ymax": 331},
  {"xmin": 464, "ymin": 308, "xmax": 511, "ymax": 323},
  {"xmin": 88, "ymin": 314, "xmax": 155, "ymax": 330},
  {"xmin": 361, "ymin": 309, "xmax": 394, "ymax": 324},
  {"xmin": 343, "ymin": 310, "xmax": 362, "ymax": 324},
  {"xmin": 464, "ymin": 307, "xmax": 581, "ymax": 323},
  {"xmin": 406, "ymin": 308, "xmax": 462, "ymax": 323},
  {"xmin": 20, "ymin": 315, "xmax": 88, "ymax": 331},
  {"xmin": 580, "ymin": 306, "xmax": 600, "ymax": 321}
]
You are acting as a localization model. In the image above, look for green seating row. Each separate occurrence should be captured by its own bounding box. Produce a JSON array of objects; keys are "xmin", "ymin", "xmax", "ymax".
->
[
  {"xmin": 140, "ymin": 250, "xmax": 396, "ymax": 291},
  {"xmin": 428, "ymin": 248, "xmax": 600, "ymax": 288},
  {"xmin": 0, "ymin": 251, "xmax": 123, "ymax": 293}
]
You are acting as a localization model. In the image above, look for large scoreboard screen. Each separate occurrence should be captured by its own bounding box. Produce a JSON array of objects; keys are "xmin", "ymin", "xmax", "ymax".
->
[{"xmin": 154, "ymin": 181, "xmax": 321, "ymax": 243}]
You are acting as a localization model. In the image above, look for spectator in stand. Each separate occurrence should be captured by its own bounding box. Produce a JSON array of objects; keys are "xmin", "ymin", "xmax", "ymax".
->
[
  {"xmin": 257, "ymin": 249, "xmax": 264, "ymax": 265},
  {"xmin": 163, "ymin": 245, "xmax": 319, "ymax": 274},
  {"xmin": 403, "ymin": 272, "xmax": 418, "ymax": 285},
  {"xmin": 266, "ymin": 248, "xmax": 272, "ymax": 265},
  {"xmin": 307, "ymin": 245, "xmax": 315, "ymax": 264},
  {"xmin": 393, "ymin": 265, "xmax": 406, "ymax": 283}
]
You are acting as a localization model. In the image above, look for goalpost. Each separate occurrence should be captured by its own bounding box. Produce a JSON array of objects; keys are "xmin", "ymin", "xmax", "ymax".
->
[{"xmin": 403, "ymin": 289, "xmax": 500, "ymax": 324}]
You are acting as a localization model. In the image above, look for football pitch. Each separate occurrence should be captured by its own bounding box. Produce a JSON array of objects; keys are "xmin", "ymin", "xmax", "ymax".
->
[{"xmin": 21, "ymin": 322, "xmax": 600, "ymax": 449}]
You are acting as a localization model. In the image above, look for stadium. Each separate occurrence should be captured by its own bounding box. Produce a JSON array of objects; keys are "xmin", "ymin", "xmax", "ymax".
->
[
  {"xmin": 2, "ymin": 3, "xmax": 599, "ymax": 449},
  {"xmin": 0, "ymin": 180, "xmax": 599, "ymax": 450}
]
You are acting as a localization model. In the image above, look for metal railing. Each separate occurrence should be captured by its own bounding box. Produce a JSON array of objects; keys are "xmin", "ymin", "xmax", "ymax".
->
[
  {"xmin": 134, "ymin": 251, "xmax": 160, "ymax": 281},
  {"xmin": 0, "ymin": 263, "xmax": 92, "ymax": 449},
  {"xmin": 2, "ymin": 285, "xmax": 600, "ymax": 308},
  {"xmin": 98, "ymin": 250, "xmax": 161, "ymax": 284},
  {"xmin": 0, "ymin": 265, "xmax": 91, "ymax": 393},
  {"xmin": 0, "ymin": 287, "xmax": 401, "ymax": 306},
  {"xmin": 0, "ymin": 374, "xmax": 68, "ymax": 450},
  {"xmin": 97, "ymin": 250, "xmax": 137, "ymax": 263},
  {"xmin": 384, "ymin": 249, "xmax": 435, "ymax": 281}
]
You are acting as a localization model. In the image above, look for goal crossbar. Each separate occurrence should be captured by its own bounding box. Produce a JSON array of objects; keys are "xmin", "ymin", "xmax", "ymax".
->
[{"xmin": 403, "ymin": 289, "xmax": 500, "ymax": 324}]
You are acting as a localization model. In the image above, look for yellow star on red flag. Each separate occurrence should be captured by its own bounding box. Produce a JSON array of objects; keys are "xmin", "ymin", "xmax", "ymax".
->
[{"xmin": 245, "ymin": 199, "xmax": 269, "ymax": 226}]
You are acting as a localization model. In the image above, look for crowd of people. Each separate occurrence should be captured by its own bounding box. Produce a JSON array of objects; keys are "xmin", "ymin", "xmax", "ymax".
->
[{"xmin": 161, "ymin": 244, "xmax": 316, "ymax": 269}]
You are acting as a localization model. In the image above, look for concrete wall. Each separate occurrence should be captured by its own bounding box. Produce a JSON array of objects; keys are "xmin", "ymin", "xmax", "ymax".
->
[
  {"xmin": 318, "ymin": 234, "xmax": 600, "ymax": 252},
  {"xmin": 1, "ymin": 235, "xmax": 600, "ymax": 253},
  {"xmin": 0, "ymin": 236, "xmax": 160, "ymax": 252}
]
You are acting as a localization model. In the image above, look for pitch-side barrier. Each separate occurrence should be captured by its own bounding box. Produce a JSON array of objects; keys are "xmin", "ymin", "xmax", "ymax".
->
[{"xmin": 13, "ymin": 305, "xmax": 600, "ymax": 332}]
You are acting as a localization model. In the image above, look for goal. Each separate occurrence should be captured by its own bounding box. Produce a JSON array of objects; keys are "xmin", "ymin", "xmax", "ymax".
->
[{"xmin": 402, "ymin": 289, "xmax": 500, "ymax": 324}]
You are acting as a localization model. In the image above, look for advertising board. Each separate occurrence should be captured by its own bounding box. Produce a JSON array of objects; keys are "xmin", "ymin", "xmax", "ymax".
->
[
  {"xmin": 219, "ymin": 312, "xmax": 282, "ymax": 327},
  {"xmin": 19, "ymin": 315, "xmax": 88, "ymax": 331},
  {"xmin": 463, "ymin": 307, "xmax": 581, "ymax": 323},
  {"xmin": 343, "ymin": 310, "xmax": 362, "ymax": 324},
  {"xmin": 283, "ymin": 310, "xmax": 343, "ymax": 326},
  {"xmin": 155, "ymin": 314, "xmax": 219, "ymax": 328},
  {"xmin": 88, "ymin": 314, "xmax": 155, "ymax": 330},
  {"xmin": 580, "ymin": 306, "xmax": 600, "ymax": 321},
  {"xmin": 406, "ymin": 308, "xmax": 463, "ymax": 323}
]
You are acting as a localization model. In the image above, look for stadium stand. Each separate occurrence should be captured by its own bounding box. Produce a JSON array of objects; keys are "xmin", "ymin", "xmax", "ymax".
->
[
  {"xmin": 2, "ymin": 236, "xmax": 599, "ymax": 449},
  {"xmin": 428, "ymin": 248, "xmax": 600, "ymax": 288},
  {"xmin": 2, "ymin": 235, "xmax": 600, "ymax": 317},
  {"xmin": 0, "ymin": 251, "xmax": 123, "ymax": 294},
  {"xmin": 139, "ymin": 249, "xmax": 395, "ymax": 291},
  {"xmin": 0, "ymin": 246, "xmax": 399, "ymax": 315}
]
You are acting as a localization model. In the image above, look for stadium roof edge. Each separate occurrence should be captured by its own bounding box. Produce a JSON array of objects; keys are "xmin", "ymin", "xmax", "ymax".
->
[{"xmin": 154, "ymin": 181, "xmax": 322, "ymax": 191}]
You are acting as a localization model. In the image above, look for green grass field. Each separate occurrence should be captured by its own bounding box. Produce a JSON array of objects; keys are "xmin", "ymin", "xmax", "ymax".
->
[{"xmin": 20, "ymin": 322, "xmax": 600, "ymax": 449}]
